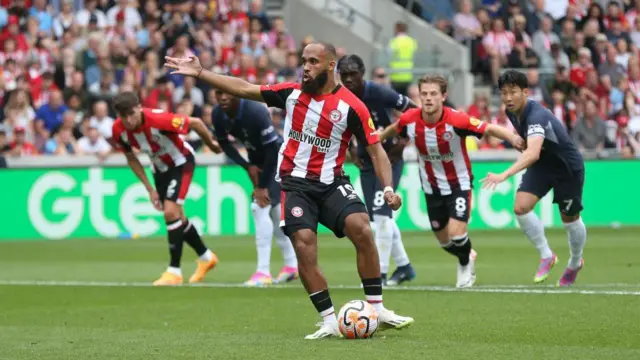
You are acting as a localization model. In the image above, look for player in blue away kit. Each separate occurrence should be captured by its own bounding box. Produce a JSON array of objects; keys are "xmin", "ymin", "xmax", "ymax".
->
[
  {"xmin": 481, "ymin": 70, "xmax": 587, "ymax": 287},
  {"xmin": 338, "ymin": 54, "xmax": 418, "ymax": 286},
  {"xmin": 212, "ymin": 89, "xmax": 298, "ymax": 286}
]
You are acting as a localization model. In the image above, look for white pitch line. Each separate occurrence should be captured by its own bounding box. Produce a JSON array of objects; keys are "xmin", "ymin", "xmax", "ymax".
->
[{"xmin": 1, "ymin": 280, "xmax": 640, "ymax": 296}]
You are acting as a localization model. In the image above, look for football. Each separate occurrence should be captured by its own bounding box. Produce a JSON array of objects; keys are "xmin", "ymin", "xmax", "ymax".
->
[{"xmin": 337, "ymin": 300, "xmax": 379, "ymax": 339}]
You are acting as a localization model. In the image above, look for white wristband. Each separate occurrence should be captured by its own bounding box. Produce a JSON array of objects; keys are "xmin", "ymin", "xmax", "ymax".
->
[{"xmin": 383, "ymin": 186, "xmax": 394, "ymax": 194}]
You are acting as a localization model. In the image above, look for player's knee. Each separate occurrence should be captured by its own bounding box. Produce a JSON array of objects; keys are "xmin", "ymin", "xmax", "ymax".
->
[
  {"xmin": 447, "ymin": 221, "xmax": 468, "ymax": 240},
  {"xmin": 346, "ymin": 215, "xmax": 374, "ymax": 249},
  {"xmin": 163, "ymin": 202, "xmax": 182, "ymax": 223},
  {"xmin": 513, "ymin": 203, "xmax": 533, "ymax": 216},
  {"xmin": 291, "ymin": 230, "xmax": 316, "ymax": 257},
  {"xmin": 561, "ymin": 213, "xmax": 580, "ymax": 223}
]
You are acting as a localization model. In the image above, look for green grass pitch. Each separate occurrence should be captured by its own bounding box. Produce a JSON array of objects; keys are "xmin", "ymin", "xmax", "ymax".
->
[{"xmin": 1, "ymin": 227, "xmax": 639, "ymax": 359}]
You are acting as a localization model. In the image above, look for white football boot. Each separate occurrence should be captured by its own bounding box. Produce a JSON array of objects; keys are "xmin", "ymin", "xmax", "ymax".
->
[
  {"xmin": 377, "ymin": 308, "xmax": 414, "ymax": 331},
  {"xmin": 456, "ymin": 250, "xmax": 477, "ymax": 288},
  {"xmin": 305, "ymin": 321, "xmax": 341, "ymax": 340}
]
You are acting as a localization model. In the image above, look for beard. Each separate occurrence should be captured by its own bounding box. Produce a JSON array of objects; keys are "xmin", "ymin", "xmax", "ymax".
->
[{"xmin": 301, "ymin": 69, "xmax": 329, "ymax": 94}]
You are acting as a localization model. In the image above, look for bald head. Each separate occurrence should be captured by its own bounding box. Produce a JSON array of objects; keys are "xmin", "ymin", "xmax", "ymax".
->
[{"xmin": 307, "ymin": 41, "xmax": 337, "ymax": 60}]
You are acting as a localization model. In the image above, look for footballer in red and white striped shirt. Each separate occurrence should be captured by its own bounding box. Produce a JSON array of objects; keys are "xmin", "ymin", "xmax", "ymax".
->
[
  {"xmin": 111, "ymin": 91, "xmax": 222, "ymax": 287},
  {"xmin": 380, "ymin": 75, "xmax": 522, "ymax": 289},
  {"xmin": 164, "ymin": 42, "xmax": 414, "ymax": 338}
]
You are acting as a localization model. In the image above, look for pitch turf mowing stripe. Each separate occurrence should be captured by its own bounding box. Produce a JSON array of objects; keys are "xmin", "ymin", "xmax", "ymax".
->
[{"xmin": 1, "ymin": 280, "xmax": 639, "ymax": 296}]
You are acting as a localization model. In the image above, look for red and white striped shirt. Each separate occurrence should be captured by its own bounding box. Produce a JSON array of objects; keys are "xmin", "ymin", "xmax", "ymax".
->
[
  {"xmin": 260, "ymin": 83, "xmax": 378, "ymax": 184},
  {"xmin": 396, "ymin": 107, "xmax": 487, "ymax": 196},
  {"xmin": 112, "ymin": 108, "xmax": 194, "ymax": 173}
]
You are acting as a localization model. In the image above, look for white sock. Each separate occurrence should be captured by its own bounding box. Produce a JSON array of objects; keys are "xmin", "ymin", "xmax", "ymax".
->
[
  {"xmin": 270, "ymin": 205, "xmax": 297, "ymax": 268},
  {"xmin": 251, "ymin": 202, "xmax": 273, "ymax": 274},
  {"xmin": 199, "ymin": 249, "xmax": 213, "ymax": 262},
  {"xmin": 366, "ymin": 296, "xmax": 385, "ymax": 313},
  {"xmin": 516, "ymin": 212, "xmax": 553, "ymax": 259},
  {"xmin": 390, "ymin": 220, "xmax": 410, "ymax": 267},
  {"xmin": 373, "ymin": 215, "xmax": 393, "ymax": 274},
  {"xmin": 564, "ymin": 217, "xmax": 587, "ymax": 269},
  {"xmin": 319, "ymin": 307, "xmax": 338, "ymax": 326},
  {"xmin": 167, "ymin": 266, "xmax": 182, "ymax": 276}
]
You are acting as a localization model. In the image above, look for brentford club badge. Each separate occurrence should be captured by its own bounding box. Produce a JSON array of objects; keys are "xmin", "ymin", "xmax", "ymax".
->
[
  {"xmin": 329, "ymin": 109, "xmax": 342, "ymax": 123},
  {"xmin": 292, "ymin": 207, "xmax": 304, "ymax": 217},
  {"xmin": 431, "ymin": 220, "xmax": 440, "ymax": 229},
  {"xmin": 442, "ymin": 131, "xmax": 453, "ymax": 141}
]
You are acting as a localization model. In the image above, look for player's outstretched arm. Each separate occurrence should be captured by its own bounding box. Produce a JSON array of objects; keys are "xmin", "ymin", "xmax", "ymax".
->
[
  {"xmin": 366, "ymin": 142, "xmax": 401, "ymax": 210},
  {"xmin": 379, "ymin": 124, "xmax": 398, "ymax": 142},
  {"xmin": 164, "ymin": 56, "xmax": 264, "ymax": 102},
  {"xmin": 481, "ymin": 136, "xmax": 543, "ymax": 189},
  {"xmin": 188, "ymin": 117, "xmax": 222, "ymax": 153},
  {"xmin": 484, "ymin": 124, "xmax": 525, "ymax": 151},
  {"xmin": 124, "ymin": 152, "xmax": 162, "ymax": 210}
]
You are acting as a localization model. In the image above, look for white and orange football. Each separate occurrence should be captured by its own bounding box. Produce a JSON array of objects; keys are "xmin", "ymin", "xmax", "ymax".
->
[{"xmin": 337, "ymin": 300, "xmax": 379, "ymax": 339}]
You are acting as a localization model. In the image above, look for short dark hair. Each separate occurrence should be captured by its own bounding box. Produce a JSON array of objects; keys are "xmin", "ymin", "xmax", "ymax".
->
[
  {"xmin": 418, "ymin": 74, "xmax": 448, "ymax": 94},
  {"xmin": 337, "ymin": 54, "xmax": 365, "ymax": 73},
  {"xmin": 498, "ymin": 70, "xmax": 528, "ymax": 90},
  {"xmin": 112, "ymin": 91, "xmax": 140, "ymax": 115},
  {"xmin": 309, "ymin": 40, "xmax": 337, "ymax": 59}
]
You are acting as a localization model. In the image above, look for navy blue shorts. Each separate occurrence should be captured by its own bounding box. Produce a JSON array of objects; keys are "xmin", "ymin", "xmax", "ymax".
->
[
  {"xmin": 518, "ymin": 166, "xmax": 585, "ymax": 216},
  {"xmin": 360, "ymin": 160, "xmax": 404, "ymax": 218}
]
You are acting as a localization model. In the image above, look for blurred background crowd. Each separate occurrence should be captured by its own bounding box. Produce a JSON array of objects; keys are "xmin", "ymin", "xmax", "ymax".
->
[{"xmin": 0, "ymin": 0, "xmax": 639, "ymax": 163}]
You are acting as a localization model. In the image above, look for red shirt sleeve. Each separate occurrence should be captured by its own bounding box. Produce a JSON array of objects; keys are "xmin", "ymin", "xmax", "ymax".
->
[
  {"xmin": 259, "ymin": 82, "xmax": 299, "ymax": 109},
  {"xmin": 395, "ymin": 108, "xmax": 419, "ymax": 135},
  {"xmin": 142, "ymin": 108, "xmax": 190, "ymax": 135},
  {"xmin": 347, "ymin": 100, "xmax": 379, "ymax": 146},
  {"xmin": 448, "ymin": 108, "xmax": 487, "ymax": 138},
  {"xmin": 111, "ymin": 120, "xmax": 132, "ymax": 152}
]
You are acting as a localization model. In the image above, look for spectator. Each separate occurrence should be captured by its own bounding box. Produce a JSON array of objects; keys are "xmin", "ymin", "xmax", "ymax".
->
[
  {"xmin": 89, "ymin": 101, "xmax": 114, "ymax": 139},
  {"xmin": 532, "ymin": 15, "xmax": 561, "ymax": 69},
  {"xmin": 89, "ymin": 70, "xmax": 119, "ymax": 102},
  {"xmin": 527, "ymin": 69, "xmax": 545, "ymax": 103},
  {"xmin": 507, "ymin": 32, "xmax": 540, "ymax": 68},
  {"xmin": 370, "ymin": 67, "xmax": 389, "ymax": 86},
  {"xmin": 248, "ymin": 0, "xmax": 271, "ymax": 32},
  {"xmin": 77, "ymin": 124, "xmax": 111, "ymax": 158},
  {"xmin": 44, "ymin": 127, "xmax": 79, "ymax": 155},
  {"xmin": 173, "ymin": 76, "xmax": 204, "ymax": 107},
  {"xmin": 3, "ymin": 89, "xmax": 35, "ymax": 142},
  {"xmin": 606, "ymin": 17, "xmax": 631, "ymax": 44},
  {"xmin": 572, "ymin": 99, "xmax": 607, "ymax": 151},
  {"xmin": 598, "ymin": 43, "xmax": 626, "ymax": 86},
  {"xmin": 570, "ymin": 47, "xmax": 596, "ymax": 88},
  {"xmin": 106, "ymin": 0, "xmax": 142, "ymax": 30},
  {"xmin": 29, "ymin": 0, "xmax": 54, "ymax": 36},
  {"xmin": 76, "ymin": 0, "xmax": 108, "ymax": 29},
  {"xmin": 453, "ymin": 0, "xmax": 483, "ymax": 44},
  {"xmin": 34, "ymin": 90, "xmax": 67, "ymax": 146},
  {"xmin": 525, "ymin": 0, "xmax": 549, "ymax": 35},
  {"xmin": 482, "ymin": 18, "xmax": 514, "ymax": 87},
  {"xmin": 7, "ymin": 126, "xmax": 38, "ymax": 156}
]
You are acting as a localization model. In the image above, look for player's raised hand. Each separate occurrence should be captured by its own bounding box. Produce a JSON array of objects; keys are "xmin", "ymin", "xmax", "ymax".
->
[
  {"xmin": 149, "ymin": 190, "xmax": 163, "ymax": 211},
  {"xmin": 480, "ymin": 172, "xmax": 506, "ymax": 190},
  {"xmin": 164, "ymin": 56, "xmax": 203, "ymax": 77},
  {"xmin": 384, "ymin": 191, "xmax": 402, "ymax": 210}
]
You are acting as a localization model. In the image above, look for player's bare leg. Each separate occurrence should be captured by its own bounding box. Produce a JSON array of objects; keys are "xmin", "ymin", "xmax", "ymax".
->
[
  {"xmin": 558, "ymin": 213, "xmax": 586, "ymax": 287},
  {"xmin": 514, "ymin": 192, "xmax": 557, "ymax": 283},
  {"xmin": 154, "ymin": 201, "xmax": 186, "ymax": 286},
  {"xmin": 434, "ymin": 220, "xmax": 476, "ymax": 288},
  {"xmin": 290, "ymin": 229, "xmax": 339, "ymax": 339},
  {"xmin": 343, "ymin": 212, "xmax": 414, "ymax": 331},
  {"xmin": 270, "ymin": 205, "xmax": 298, "ymax": 284}
]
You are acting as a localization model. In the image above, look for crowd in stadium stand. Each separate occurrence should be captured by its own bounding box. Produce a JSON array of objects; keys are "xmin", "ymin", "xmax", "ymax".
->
[
  {"xmin": 0, "ymin": 0, "xmax": 639, "ymax": 161},
  {"xmin": 426, "ymin": 0, "xmax": 640, "ymax": 156}
]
